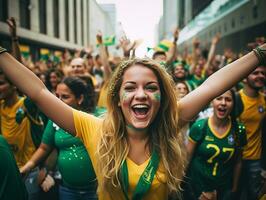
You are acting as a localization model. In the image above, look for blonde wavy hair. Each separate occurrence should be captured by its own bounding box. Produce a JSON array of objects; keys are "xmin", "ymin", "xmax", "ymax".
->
[{"xmin": 97, "ymin": 58, "xmax": 187, "ymax": 196}]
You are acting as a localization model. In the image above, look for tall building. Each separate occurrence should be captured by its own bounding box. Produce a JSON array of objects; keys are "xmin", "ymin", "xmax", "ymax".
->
[
  {"xmin": 158, "ymin": 0, "xmax": 266, "ymax": 53},
  {"xmin": 100, "ymin": 3, "xmax": 117, "ymax": 35},
  {"xmin": 0, "ymin": 0, "xmax": 115, "ymax": 60},
  {"xmin": 158, "ymin": 0, "xmax": 211, "ymax": 41}
]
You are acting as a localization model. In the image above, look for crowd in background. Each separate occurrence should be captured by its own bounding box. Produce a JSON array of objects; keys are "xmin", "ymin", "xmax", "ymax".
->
[{"xmin": 0, "ymin": 17, "xmax": 265, "ymax": 200}]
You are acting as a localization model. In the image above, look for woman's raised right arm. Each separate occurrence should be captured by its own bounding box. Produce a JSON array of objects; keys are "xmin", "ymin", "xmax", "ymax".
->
[{"xmin": 0, "ymin": 51, "xmax": 76, "ymax": 135}]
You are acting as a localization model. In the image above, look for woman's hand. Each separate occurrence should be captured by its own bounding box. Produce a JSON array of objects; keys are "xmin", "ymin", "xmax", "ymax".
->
[
  {"xmin": 96, "ymin": 31, "xmax": 103, "ymax": 45},
  {"xmin": 253, "ymin": 43, "xmax": 266, "ymax": 66},
  {"xmin": 40, "ymin": 174, "xmax": 55, "ymax": 192},
  {"xmin": 198, "ymin": 191, "xmax": 217, "ymax": 200},
  {"xmin": 19, "ymin": 160, "xmax": 34, "ymax": 175},
  {"xmin": 19, "ymin": 166, "xmax": 29, "ymax": 175},
  {"xmin": 6, "ymin": 17, "xmax": 17, "ymax": 38}
]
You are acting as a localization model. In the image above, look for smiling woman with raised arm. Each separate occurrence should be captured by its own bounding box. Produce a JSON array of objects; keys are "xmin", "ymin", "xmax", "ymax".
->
[
  {"xmin": 183, "ymin": 89, "xmax": 247, "ymax": 200},
  {"xmin": 0, "ymin": 44, "xmax": 265, "ymax": 199}
]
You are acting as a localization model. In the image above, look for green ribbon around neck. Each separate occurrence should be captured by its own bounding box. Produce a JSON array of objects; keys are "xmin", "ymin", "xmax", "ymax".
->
[{"xmin": 121, "ymin": 151, "xmax": 160, "ymax": 200}]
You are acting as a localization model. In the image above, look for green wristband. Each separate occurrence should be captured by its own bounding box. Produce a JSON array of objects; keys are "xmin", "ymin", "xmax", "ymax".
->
[
  {"xmin": 0, "ymin": 46, "xmax": 7, "ymax": 55},
  {"xmin": 253, "ymin": 47, "xmax": 266, "ymax": 66}
]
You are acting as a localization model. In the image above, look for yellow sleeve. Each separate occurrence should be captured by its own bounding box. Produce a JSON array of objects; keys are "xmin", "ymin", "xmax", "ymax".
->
[{"xmin": 72, "ymin": 109, "xmax": 102, "ymax": 156}]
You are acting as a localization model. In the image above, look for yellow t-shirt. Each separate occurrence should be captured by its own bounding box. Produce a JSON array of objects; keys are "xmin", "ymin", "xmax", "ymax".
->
[
  {"xmin": 73, "ymin": 109, "xmax": 168, "ymax": 199},
  {"xmin": 239, "ymin": 90, "xmax": 266, "ymax": 160},
  {"xmin": 97, "ymin": 84, "xmax": 108, "ymax": 108},
  {"xmin": 0, "ymin": 98, "xmax": 36, "ymax": 167}
]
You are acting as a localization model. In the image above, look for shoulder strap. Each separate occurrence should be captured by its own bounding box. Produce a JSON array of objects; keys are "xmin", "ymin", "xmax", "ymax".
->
[{"xmin": 23, "ymin": 98, "xmax": 45, "ymax": 148}]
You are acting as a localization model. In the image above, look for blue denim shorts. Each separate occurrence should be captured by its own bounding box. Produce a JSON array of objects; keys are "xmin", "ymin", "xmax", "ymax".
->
[{"xmin": 59, "ymin": 184, "xmax": 98, "ymax": 200}]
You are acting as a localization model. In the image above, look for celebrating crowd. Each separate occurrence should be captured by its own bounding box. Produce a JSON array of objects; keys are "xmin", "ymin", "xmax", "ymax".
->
[{"xmin": 0, "ymin": 17, "xmax": 265, "ymax": 200}]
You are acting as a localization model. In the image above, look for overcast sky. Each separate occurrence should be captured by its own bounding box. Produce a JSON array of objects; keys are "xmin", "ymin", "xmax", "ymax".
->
[{"xmin": 96, "ymin": 0, "xmax": 163, "ymax": 56}]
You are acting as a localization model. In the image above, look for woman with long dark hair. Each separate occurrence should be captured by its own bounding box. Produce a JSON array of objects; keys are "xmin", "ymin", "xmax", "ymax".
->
[
  {"xmin": 184, "ymin": 89, "xmax": 246, "ymax": 200},
  {"xmin": 20, "ymin": 77, "xmax": 97, "ymax": 200}
]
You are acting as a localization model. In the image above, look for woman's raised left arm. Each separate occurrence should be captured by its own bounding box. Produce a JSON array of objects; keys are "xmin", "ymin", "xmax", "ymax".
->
[{"xmin": 179, "ymin": 44, "xmax": 265, "ymax": 125}]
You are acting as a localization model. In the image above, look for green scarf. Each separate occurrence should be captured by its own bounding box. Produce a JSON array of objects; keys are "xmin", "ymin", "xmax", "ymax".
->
[{"xmin": 121, "ymin": 151, "xmax": 160, "ymax": 200}]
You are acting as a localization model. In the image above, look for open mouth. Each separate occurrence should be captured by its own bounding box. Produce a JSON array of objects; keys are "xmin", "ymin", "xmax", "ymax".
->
[
  {"xmin": 176, "ymin": 72, "xmax": 185, "ymax": 77},
  {"xmin": 217, "ymin": 107, "xmax": 227, "ymax": 116},
  {"xmin": 255, "ymin": 80, "xmax": 265, "ymax": 86},
  {"xmin": 132, "ymin": 104, "xmax": 150, "ymax": 117}
]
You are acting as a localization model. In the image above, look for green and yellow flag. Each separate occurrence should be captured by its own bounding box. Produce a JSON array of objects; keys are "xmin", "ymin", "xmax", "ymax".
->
[
  {"xmin": 155, "ymin": 40, "xmax": 173, "ymax": 52},
  {"xmin": 19, "ymin": 45, "xmax": 30, "ymax": 58},
  {"xmin": 103, "ymin": 35, "xmax": 116, "ymax": 46},
  {"xmin": 40, "ymin": 48, "xmax": 50, "ymax": 61},
  {"xmin": 53, "ymin": 51, "xmax": 62, "ymax": 63}
]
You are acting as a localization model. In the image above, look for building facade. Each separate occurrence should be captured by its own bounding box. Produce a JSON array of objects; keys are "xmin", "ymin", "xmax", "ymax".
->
[
  {"xmin": 158, "ymin": 0, "xmax": 266, "ymax": 53},
  {"xmin": 0, "ymin": 0, "xmax": 115, "ymax": 60}
]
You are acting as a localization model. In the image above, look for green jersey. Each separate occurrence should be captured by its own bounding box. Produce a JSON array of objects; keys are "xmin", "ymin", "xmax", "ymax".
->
[
  {"xmin": 187, "ymin": 118, "xmax": 247, "ymax": 197},
  {"xmin": 23, "ymin": 97, "xmax": 47, "ymax": 148},
  {"xmin": 42, "ymin": 120, "xmax": 96, "ymax": 190},
  {"xmin": 0, "ymin": 135, "xmax": 28, "ymax": 200},
  {"xmin": 190, "ymin": 74, "xmax": 205, "ymax": 87},
  {"xmin": 185, "ymin": 79, "xmax": 197, "ymax": 91},
  {"xmin": 93, "ymin": 106, "xmax": 107, "ymax": 118}
]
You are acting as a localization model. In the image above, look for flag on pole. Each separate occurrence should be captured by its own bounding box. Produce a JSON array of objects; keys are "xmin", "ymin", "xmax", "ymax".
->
[
  {"xmin": 155, "ymin": 40, "xmax": 173, "ymax": 52},
  {"xmin": 53, "ymin": 51, "xmax": 62, "ymax": 63},
  {"xmin": 19, "ymin": 45, "xmax": 30, "ymax": 58},
  {"xmin": 40, "ymin": 48, "xmax": 50, "ymax": 61},
  {"xmin": 103, "ymin": 35, "xmax": 115, "ymax": 46}
]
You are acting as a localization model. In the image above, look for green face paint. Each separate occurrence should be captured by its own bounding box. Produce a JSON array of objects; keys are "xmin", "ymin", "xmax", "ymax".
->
[
  {"xmin": 153, "ymin": 93, "xmax": 161, "ymax": 102},
  {"xmin": 121, "ymin": 91, "xmax": 128, "ymax": 101}
]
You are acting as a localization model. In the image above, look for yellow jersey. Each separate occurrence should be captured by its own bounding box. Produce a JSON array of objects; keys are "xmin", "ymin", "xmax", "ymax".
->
[
  {"xmin": 239, "ymin": 90, "xmax": 266, "ymax": 160},
  {"xmin": 0, "ymin": 97, "xmax": 36, "ymax": 167},
  {"xmin": 73, "ymin": 109, "xmax": 168, "ymax": 199}
]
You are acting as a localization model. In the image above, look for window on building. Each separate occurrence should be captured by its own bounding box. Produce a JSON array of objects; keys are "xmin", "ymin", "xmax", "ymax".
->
[
  {"xmin": 179, "ymin": 0, "xmax": 185, "ymax": 28},
  {"xmin": 81, "ymin": 0, "xmax": 84, "ymax": 45},
  {"xmin": 74, "ymin": 0, "xmax": 77, "ymax": 43},
  {"xmin": 218, "ymin": 26, "xmax": 221, "ymax": 33},
  {"xmin": 0, "ymin": 0, "xmax": 8, "ymax": 22},
  {"xmin": 192, "ymin": 0, "xmax": 212, "ymax": 19},
  {"xmin": 231, "ymin": 18, "xmax": 235, "ymax": 28},
  {"xmin": 86, "ymin": 1, "xmax": 90, "ymax": 44},
  {"xmin": 213, "ymin": 28, "xmax": 216, "ymax": 35},
  {"xmin": 39, "ymin": 0, "xmax": 47, "ymax": 34},
  {"xmin": 224, "ymin": 23, "xmax": 227, "ymax": 32},
  {"xmin": 65, "ymin": 0, "xmax": 69, "ymax": 41},
  {"xmin": 20, "ymin": 0, "xmax": 31, "ymax": 29},
  {"xmin": 53, "ymin": 0, "xmax": 59, "ymax": 38},
  {"xmin": 253, "ymin": 5, "xmax": 258, "ymax": 19},
  {"xmin": 240, "ymin": 15, "xmax": 245, "ymax": 25}
]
